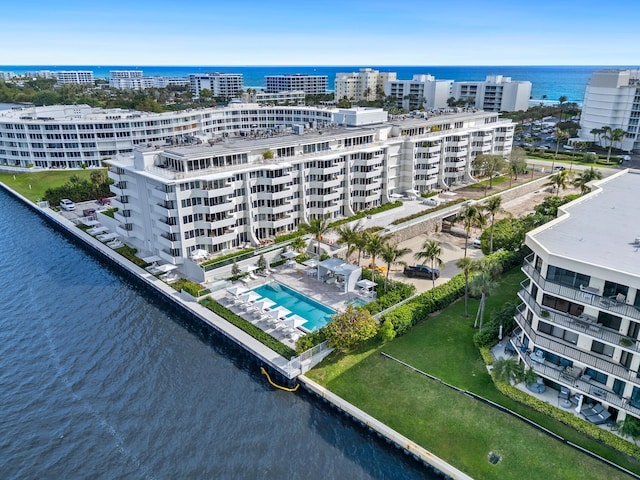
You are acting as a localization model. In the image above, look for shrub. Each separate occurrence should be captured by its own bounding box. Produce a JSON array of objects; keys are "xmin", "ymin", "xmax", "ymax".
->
[
  {"xmin": 274, "ymin": 230, "xmax": 305, "ymax": 244},
  {"xmin": 201, "ymin": 297, "xmax": 296, "ymax": 358},
  {"xmin": 200, "ymin": 248, "xmax": 255, "ymax": 269},
  {"xmin": 390, "ymin": 198, "xmax": 465, "ymax": 225},
  {"xmin": 325, "ymin": 305, "xmax": 379, "ymax": 351},
  {"xmin": 378, "ymin": 318, "xmax": 396, "ymax": 341},
  {"xmin": 295, "ymin": 329, "xmax": 327, "ymax": 354}
]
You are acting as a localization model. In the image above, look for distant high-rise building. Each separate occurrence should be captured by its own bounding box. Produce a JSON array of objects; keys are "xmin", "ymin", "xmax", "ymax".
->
[
  {"xmin": 451, "ymin": 75, "xmax": 531, "ymax": 112},
  {"xmin": 109, "ymin": 70, "xmax": 189, "ymax": 90},
  {"xmin": 264, "ymin": 74, "xmax": 328, "ymax": 95},
  {"xmin": 0, "ymin": 71, "xmax": 15, "ymax": 81},
  {"xmin": 54, "ymin": 70, "xmax": 95, "ymax": 85},
  {"xmin": 189, "ymin": 73, "xmax": 244, "ymax": 99},
  {"xmin": 578, "ymin": 69, "xmax": 640, "ymax": 153},
  {"xmin": 384, "ymin": 75, "xmax": 453, "ymax": 111},
  {"xmin": 334, "ymin": 68, "xmax": 396, "ymax": 102}
]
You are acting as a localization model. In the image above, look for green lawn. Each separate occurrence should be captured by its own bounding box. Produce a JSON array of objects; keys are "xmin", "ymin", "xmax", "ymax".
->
[
  {"xmin": 308, "ymin": 269, "xmax": 639, "ymax": 479},
  {"xmin": 0, "ymin": 169, "xmax": 99, "ymax": 202}
]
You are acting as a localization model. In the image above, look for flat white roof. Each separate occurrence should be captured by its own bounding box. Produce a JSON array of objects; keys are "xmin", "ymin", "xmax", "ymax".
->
[{"xmin": 530, "ymin": 170, "xmax": 640, "ymax": 277}]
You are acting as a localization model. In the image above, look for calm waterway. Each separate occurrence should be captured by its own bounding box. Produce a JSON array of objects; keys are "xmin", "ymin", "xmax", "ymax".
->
[{"xmin": 0, "ymin": 189, "xmax": 434, "ymax": 479}]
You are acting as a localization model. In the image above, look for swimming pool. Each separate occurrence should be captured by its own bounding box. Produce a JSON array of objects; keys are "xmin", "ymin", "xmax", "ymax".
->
[{"xmin": 252, "ymin": 282, "xmax": 335, "ymax": 331}]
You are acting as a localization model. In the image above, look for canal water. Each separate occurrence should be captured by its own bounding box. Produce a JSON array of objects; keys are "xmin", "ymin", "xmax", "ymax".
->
[{"xmin": 0, "ymin": 189, "xmax": 436, "ymax": 479}]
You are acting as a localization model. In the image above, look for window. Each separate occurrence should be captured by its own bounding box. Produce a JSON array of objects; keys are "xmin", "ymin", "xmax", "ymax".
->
[
  {"xmin": 591, "ymin": 340, "xmax": 614, "ymax": 357},
  {"xmin": 546, "ymin": 265, "xmax": 590, "ymax": 289},
  {"xmin": 541, "ymin": 294, "xmax": 584, "ymax": 317},
  {"xmin": 603, "ymin": 281, "xmax": 628, "ymax": 299},
  {"xmin": 584, "ymin": 367, "xmax": 608, "ymax": 385},
  {"xmin": 537, "ymin": 321, "xmax": 578, "ymax": 344},
  {"xmin": 597, "ymin": 311, "xmax": 622, "ymax": 331}
]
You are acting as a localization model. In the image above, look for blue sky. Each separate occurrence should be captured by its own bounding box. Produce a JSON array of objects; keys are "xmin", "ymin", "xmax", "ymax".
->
[{"xmin": 2, "ymin": 0, "xmax": 638, "ymax": 65}]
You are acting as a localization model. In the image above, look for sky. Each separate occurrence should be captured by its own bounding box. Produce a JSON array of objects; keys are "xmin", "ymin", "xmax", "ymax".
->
[{"xmin": 2, "ymin": 0, "xmax": 638, "ymax": 66}]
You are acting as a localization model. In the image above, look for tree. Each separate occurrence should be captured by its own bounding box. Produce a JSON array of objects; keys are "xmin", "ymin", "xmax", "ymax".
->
[
  {"xmin": 572, "ymin": 167, "xmax": 602, "ymax": 194},
  {"xmin": 590, "ymin": 127, "xmax": 604, "ymax": 146},
  {"xmin": 324, "ymin": 305, "xmax": 379, "ymax": 352},
  {"xmin": 257, "ymin": 254, "xmax": 267, "ymax": 272},
  {"xmin": 508, "ymin": 147, "xmax": 528, "ymax": 182},
  {"xmin": 262, "ymin": 149, "xmax": 274, "ymax": 160},
  {"xmin": 472, "ymin": 154, "xmax": 506, "ymax": 189},
  {"xmin": 492, "ymin": 358, "xmax": 524, "ymax": 385},
  {"xmin": 615, "ymin": 415, "xmax": 640, "ymax": 446},
  {"xmin": 365, "ymin": 231, "xmax": 391, "ymax": 272},
  {"xmin": 469, "ymin": 257, "xmax": 502, "ymax": 330},
  {"xmin": 337, "ymin": 96, "xmax": 352, "ymax": 108},
  {"xmin": 336, "ymin": 221, "xmax": 363, "ymax": 262},
  {"xmin": 378, "ymin": 318, "xmax": 396, "ymax": 342},
  {"xmin": 483, "ymin": 196, "xmax": 504, "ymax": 253},
  {"xmin": 353, "ymin": 230, "xmax": 369, "ymax": 267},
  {"xmin": 414, "ymin": 239, "xmax": 444, "ymax": 288},
  {"xmin": 231, "ymin": 260, "xmax": 240, "ymax": 277},
  {"xmin": 290, "ymin": 236, "xmax": 307, "ymax": 254},
  {"xmin": 456, "ymin": 256, "xmax": 474, "ymax": 318},
  {"xmin": 544, "ymin": 170, "xmax": 570, "ymax": 197},
  {"xmin": 558, "ymin": 95, "xmax": 568, "ymax": 121},
  {"xmin": 455, "ymin": 203, "xmax": 486, "ymax": 257},
  {"xmin": 381, "ymin": 243, "xmax": 411, "ymax": 292},
  {"xmin": 552, "ymin": 128, "xmax": 569, "ymax": 170},
  {"xmin": 601, "ymin": 126, "xmax": 626, "ymax": 163},
  {"xmin": 299, "ymin": 217, "xmax": 332, "ymax": 259}
]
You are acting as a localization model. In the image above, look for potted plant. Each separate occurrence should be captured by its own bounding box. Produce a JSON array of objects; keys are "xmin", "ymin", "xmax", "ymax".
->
[
  {"xmin": 620, "ymin": 337, "xmax": 634, "ymax": 347},
  {"xmin": 540, "ymin": 310, "xmax": 550, "ymax": 318}
]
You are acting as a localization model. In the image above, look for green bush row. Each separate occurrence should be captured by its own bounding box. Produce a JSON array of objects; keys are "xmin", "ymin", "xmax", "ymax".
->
[
  {"xmin": 274, "ymin": 230, "xmax": 305, "ymax": 243},
  {"xmin": 170, "ymin": 278, "xmax": 209, "ymax": 297},
  {"xmin": 114, "ymin": 245, "xmax": 149, "ymax": 268},
  {"xmin": 360, "ymin": 269, "xmax": 416, "ymax": 315},
  {"xmin": 329, "ymin": 201, "xmax": 403, "ymax": 229},
  {"xmin": 390, "ymin": 198, "xmax": 465, "ymax": 225},
  {"xmin": 200, "ymin": 248, "xmax": 255, "ymax": 268},
  {"xmin": 200, "ymin": 297, "xmax": 296, "ymax": 358},
  {"xmin": 492, "ymin": 374, "xmax": 640, "ymax": 459},
  {"xmin": 295, "ymin": 329, "xmax": 327, "ymax": 354}
]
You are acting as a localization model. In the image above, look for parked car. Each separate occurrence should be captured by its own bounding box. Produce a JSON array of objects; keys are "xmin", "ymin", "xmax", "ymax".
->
[
  {"xmin": 621, "ymin": 155, "xmax": 631, "ymax": 161},
  {"xmin": 59, "ymin": 199, "xmax": 76, "ymax": 211},
  {"xmin": 403, "ymin": 265, "xmax": 440, "ymax": 279},
  {"xmin": 472, "ymin": 238, "xmax": 482, "ymax": 248},
  {"xmin": 98, "ymin": 196, "xmax": 112, "ymax": 205}
]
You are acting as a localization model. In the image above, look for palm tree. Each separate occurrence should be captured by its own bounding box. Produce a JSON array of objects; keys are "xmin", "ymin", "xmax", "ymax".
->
[
  {"xmin": 456, "ymin": 256, "xmax": 474, "ymax": 318},
  {"xmin": 365, "ymin": 232, "xmax": 391, "ymax": 273},
  {"xmin": 492, "ymin": 358, "xmax": 524, "ymax": 385},
  {"xmin": 601, "ymin": 126, "xmax": 626, "ymax": 163},
  {"xmin": 483, "ymin": 196, "xmax": 503, "ymax": 253},
  {"xmin": 572, "ymin": 167, "xmax": 602, "ymax": 194},
  {"xmin": 552, "ymin": 128, "xmax": 569, "ymax": 171},
  {"xmin": 381, "ymin": 243, "xmax": 412, "ymax": 292},
  {"xmin": 455, "ymin": 203, "xmax": 486, "ymax": 257},
  {"xmin": 354, "ymin": 230, "xmax": 369, "ymax": 267},
  {"xmin": 558, "ymin": 95, "xmax": 568, "ymax": 121},
  {"xmin": 544, "ymin": 170, "xmax": 569, "ymax": 197},
  {"xmin": 414, "ymin": 239, "xmax": 444, "ymax": 289},
  {"xmin": 299, "ymin": 217, "xmax": 332, "ymax": 259},
  {"xmin": 469, "ymin": 257, "xmax": 502, "ymax": 329},
  {"xmin": 289, "ymin": 236, "xmax": 307, "ymax": 254},
  {"xmin": 335, "ymin": 221, "xmax": 362, "ymax": 262}
]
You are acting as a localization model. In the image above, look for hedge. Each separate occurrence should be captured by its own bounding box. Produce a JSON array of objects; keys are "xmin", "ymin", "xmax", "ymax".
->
[
  {"xmin": 200, "ymin": 297, "xmax": 296, "ymax": 358},
  {"xmin": 274, "ymin": 231, "xmax": 305, "ymax": 244},
  {"xmin": 491, "ymin": 373, "xmax": 640, "ymax": 459},
  {"xmin": 390, "ymin": 198, "xmax": 465, "ymax": 225},
  {"xmin": 295, "ymin": 329, "xmax": 327, "ymax": 354},
  {"xmin": 200, "ymin": 248, "xmax": 255, "ymax": 268}
]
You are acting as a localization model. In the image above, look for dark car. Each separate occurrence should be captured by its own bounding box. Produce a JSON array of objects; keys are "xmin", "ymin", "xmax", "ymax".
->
[{"xmin": 403, "ymin": 265, "xmax": 440, "ymax": 279}]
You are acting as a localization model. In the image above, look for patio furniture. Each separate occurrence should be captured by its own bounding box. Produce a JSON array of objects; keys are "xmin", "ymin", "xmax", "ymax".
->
[
  {"xmin": 580, "ymin": 403, "xmax": 604, "ymax": 418},
  {"xmin": 526, "ymin": 380, "xmax": 546, "ymax": 394},
  {"xmin": 586, "ymin": 409, "xmax": 612, "ymax": 425},
  {"xmin": 558, "ymin": 387, "xmax": 570, "ymax": 400}
]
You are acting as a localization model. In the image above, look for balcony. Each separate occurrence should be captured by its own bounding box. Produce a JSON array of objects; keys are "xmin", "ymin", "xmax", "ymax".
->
[
  {"xmin": 194, "ymin": 202, "xmax": 234, "ymax": 215},
  {"xmin": 522, "ymin": 255, "xmax": 640, "ymax": 322},
  {"xmin": 352, "ymin": 169, "xmax": 382, "ymax": 180},
  {"xmin": 154, "ymin": 202, "xmax": 177, "ymax": 217},
  {"xmin": 514, "ymin": 310, "xmax": 639, "ymax": 387},
  {"xmin": 199, "ymin": 230, "xmax": 237, "ymax": 245},
  {"xmin": 256, "ymin": 187, "xmax": 293, "ymax": 201},
  {"xmin": 200, "ymin": 185, "xmax": 233, "ymax": 199},
  {"xmin": 518, "ymin": 286, "xmax": 640, "ymax": 354},
  {"xmin": 150, "ymin": 187, "xmax": 173, "ymax": 202},
  {"xmin": 157, "ymin": 233, "xmax": 180, "ymax": 249},
  {"xmin": 516, "ymin": 346, "xmax": 640, "ymax": 418}
]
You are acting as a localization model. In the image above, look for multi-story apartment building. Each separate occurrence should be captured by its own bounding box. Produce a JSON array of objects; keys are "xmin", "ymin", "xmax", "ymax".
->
[
  {"xmin": 515, "ymin": 170, "xmax": 640, "ymax": 424},
  {"xmin": 334, "ymin": 68, "xmax": 397, "ymax": 102},
  {"xmin": 54, "ymin": 71, "xmax": 95, "ymax": 85},
  {"xmin": 104, "ymin": 109, "xmax": 513, "ymax": 267},
  {"xmin": 450, "ymin": 75, "xmax": 531, "ymax": 112},
  {"xmin": 189, "ymin": 73, "xmax": 243, "ymax": 99},
  {"xmin": 384, "ymin": 75, "xmax": 453, "ymax": 111},
  {"xmin": 109, "ymin": 71, "xmax": 190, "ymax": 90},
  {"xmin": 578, "ymin": 69, "xmax": 640, "ymax": 153},
  {"xmin": 0, "ymin": 104, "xmax": 512, "ymax": 179},
  {"xmin": 0, "ymin": 71, "xmax": 15, "ymax": 81},
  {"xmin": 264, "ymin": 75, "xmax": 328, "ymax": 95},
  {"xmin": 238, "ymin": 90, "xmax": 305, "ymax": 105}
]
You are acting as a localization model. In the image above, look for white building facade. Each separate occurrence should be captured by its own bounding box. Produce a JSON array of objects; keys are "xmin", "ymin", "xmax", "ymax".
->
[
  {"xmin": 54, "ymin": 71, "xmax": 95, "ymax": 85},
  {"xmin": 384, "ymin": 75, "xmax": 453, "ymax": 111},
  {"xmin": 104, "ymin": 110, "xmax": 513, "ymax": 266},
  {"xmin": 578, "ymin": 69, "xmax": 640, "ymax": 153},
  {"xmin": 264, "ymin": 75, "xmax": 328, "ymax": 95},
  {"xmin": 239, "ymin": 90, "xmax": 305, "ymax": 105},
  {"xmin": 189, "ymin": 73, "xmax": 244, "ymax": 99},
  {"xmin": 451, "ymin": 75, "xmax": 531, "ymax": 112},
  {"xmin": 334, "ymin": 68, "xmax": 397, "ymax": 102},
  {"xmin": 515, "ymin": 170, "xmax": 640, "ymax": 424}
]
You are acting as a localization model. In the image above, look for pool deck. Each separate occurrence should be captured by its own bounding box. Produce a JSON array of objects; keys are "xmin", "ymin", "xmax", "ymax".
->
[{"xmin": 211, "ymin": 261, "xmax": 375, "ymax": 349}]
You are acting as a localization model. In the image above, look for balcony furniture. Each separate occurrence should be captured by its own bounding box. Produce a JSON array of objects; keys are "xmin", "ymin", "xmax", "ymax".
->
[
  {"xmin": 558, "ymin": 387, "xmax": 571, "ymax": 400},
  {"xmin": 560, "ymin": 366, "xmax": 581, "ymax": 382},
  {"xmin": 527, "ymin": 382, "xmax": 546, "ymax": 393},
  {"xmin": 579, "ymin": 374, "xmax": 592, "ymax": 383},
  {"xmin": 581, "ymin": 403, "xmax": 604, "ymax": 417},
  {"xmin": 590, "ymin": 386, "xmax": 608, "ymax": 400},
  {"xmin": 580, "ymin": 284, "xmax": 600, "ymax": 295}
]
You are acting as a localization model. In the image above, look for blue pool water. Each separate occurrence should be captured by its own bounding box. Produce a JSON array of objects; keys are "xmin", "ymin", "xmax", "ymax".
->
[
  {"xmin": 252, "ymin": 282, "xmax": 335, "ymax": 331},
  {"xmin": 350, "ymin": 297, "xmax": 370, "ymax": 308}
]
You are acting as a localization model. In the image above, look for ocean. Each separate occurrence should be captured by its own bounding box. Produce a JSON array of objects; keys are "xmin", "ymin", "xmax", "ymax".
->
[
  {"xmin": 2, "ymin": 65, "xmax": 637, "ymax": 104},
  {"xmin": 0, "ymin": 189, "xmax": 433, "ymax": 479}
]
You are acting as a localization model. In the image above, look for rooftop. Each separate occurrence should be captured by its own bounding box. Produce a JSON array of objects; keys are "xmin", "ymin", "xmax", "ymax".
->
[{"xmin": 529, "ymin": 169, "xmax": 640, "ymax": 278}]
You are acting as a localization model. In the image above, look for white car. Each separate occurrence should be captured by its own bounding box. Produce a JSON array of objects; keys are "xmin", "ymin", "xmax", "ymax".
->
[{"xmin": 59, "ymin": 199, "xmax": 76, "ymax": 211}]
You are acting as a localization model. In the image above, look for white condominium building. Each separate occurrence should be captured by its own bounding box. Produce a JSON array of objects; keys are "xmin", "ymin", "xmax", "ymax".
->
[
  {"xmin": 334, "ymin": 68, "xmax": 397, "ymax": 102},
  {"xmin": 189, "ymin": 73, "xmax": 244, "ymax": 99},
  {"xmin": 105, "ymin": 109, "xmax": 513, "ymax": 266},
  {"xmin": 515, "ymin": 170, "xmax": 640, "ymax": 424},
  {"xmin": 238, "ymin": 90, "xmax": 305, "ymax": 105},
  {"xmin": 0, "ymin": 71, "xmax": 15, "ymax": 80},
  {"xmin": 450, "ymin": 75, "xmax": 531, "ymax": 112},
  {"xmin": 109, "ymin": 70, "xmax": 190, "ymax": 90},
  {"xmin": 264, "ymin": 75, "xmax": 328, "ymax": 95},
  {"xmin": 578, "ymin": 69, "xmax": 640, "ymax": 153},
  {"xmin": 54, "ymin": 71, "xmax": 95, "ymax": 85},
  {"xmin": 384, "ymin": 75, "xmax": 453, "ymax": 111}
]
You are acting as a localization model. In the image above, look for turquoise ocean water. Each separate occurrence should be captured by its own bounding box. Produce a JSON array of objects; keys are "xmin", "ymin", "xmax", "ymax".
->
[{"xmin": 2, "ymin": 65, "xmax": 637, "ymax": 103}]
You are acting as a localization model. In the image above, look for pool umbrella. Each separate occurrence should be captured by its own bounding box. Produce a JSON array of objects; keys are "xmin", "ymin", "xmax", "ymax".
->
[
  {"xmin": 302, "ymin": 258, "xmax": 318, "ymax": 268},
  {"xmin": 238, "ymin": 291, "xmax": 261, "ymax": 304},
  {"xmin": 227, "ymin": 286, "xmax": 249, "ymax": 297},
  {"xmin": 267, "ymin": 306, "xmax": 291, "ymax": 320},
  {"xmin": 281, "ymin": 251, "xmax": 298, "ymax": 259},
  {"xmin": 356, "ymin": 279, "xmax": 377, "ymax": 289},
  {"xmin": 252, "ymin": 299, "xmax": 276, "ymax": 312},
  {"xmin": 283, "ymin": 315, "xmax": 306, "ymax": 328}
]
